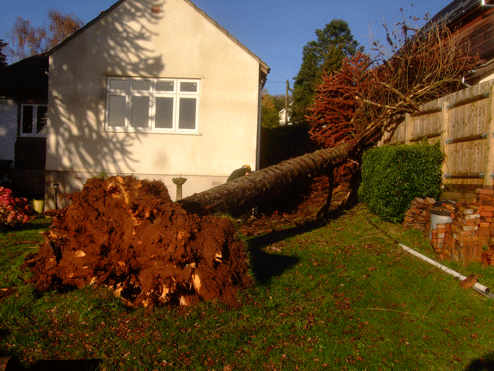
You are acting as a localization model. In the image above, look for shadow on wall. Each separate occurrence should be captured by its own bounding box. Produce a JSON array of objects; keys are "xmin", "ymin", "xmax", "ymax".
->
[{"xmin": 46, "ymin": 0, "xmax": 167, "ymax": 207}]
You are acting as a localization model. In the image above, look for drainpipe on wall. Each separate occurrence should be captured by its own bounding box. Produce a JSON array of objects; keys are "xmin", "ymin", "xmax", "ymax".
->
[{"xmin": 255, "ymin": 72, "xmax": 267, "ymax": 172}]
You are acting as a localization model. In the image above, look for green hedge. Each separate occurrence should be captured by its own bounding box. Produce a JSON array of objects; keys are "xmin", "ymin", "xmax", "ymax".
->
[{"xmin": 358, "ymin": 142, "xmax": 444, "ymax": 223}]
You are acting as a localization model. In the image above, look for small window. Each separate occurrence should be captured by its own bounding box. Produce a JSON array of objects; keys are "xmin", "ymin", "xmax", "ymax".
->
[
  {"xmin": 132, "ymin": 80, "xmax": 152, "ymax": 91},
  {"xmin": 20, "ymin": 104, "xmax": 48, "ymax": 136},
  {"xmin": 109, "ymin": 79, "xmax": 128, "ymax": 90},
  {"xmin": 156, "ymin": 81, "xmax": 174, "ymax": 92},
  {"xmin": 180, "ymin": 82, "xmax": 198, "ymax": 92},
  {"xmin": 106, "ymin": 77, "xmax": 200, "ymax": 133}
]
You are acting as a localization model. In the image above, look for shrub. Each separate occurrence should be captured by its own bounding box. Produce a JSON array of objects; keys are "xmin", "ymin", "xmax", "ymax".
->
[
  {"xmin": 358, "ymin": 142, "xmax": 444, "ymax": 223},
  {"xmin": 0, "ymin": 186, "xmax": 32, "ymax": 228}
]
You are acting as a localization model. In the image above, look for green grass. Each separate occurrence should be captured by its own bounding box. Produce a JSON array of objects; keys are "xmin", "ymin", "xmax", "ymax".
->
[{"xmin": 2, "ymin": 207, "xmax": 494, "ymax": 370}]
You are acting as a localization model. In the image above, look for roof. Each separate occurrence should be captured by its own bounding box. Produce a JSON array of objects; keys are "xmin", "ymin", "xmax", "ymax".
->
[
  {"xmin": 424, "ymin": 0, "xmax": 494, "ymax": 83},
  {"xmin": 0, "ymin": 53, "xmax": 49, "ymax": 100},
  {"xmin": 429, "ymin": 0, "xmax": 480, "ymax": 25},
  {"xmin": 49, "ymin": 0, "xmax": 269, "ymax": 75}
]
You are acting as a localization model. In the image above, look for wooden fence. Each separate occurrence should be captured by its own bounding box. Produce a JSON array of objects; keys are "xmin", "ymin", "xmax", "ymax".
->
[{"xmin": 380, "ymin": 80, "xmax": 494, "ymax": 193}]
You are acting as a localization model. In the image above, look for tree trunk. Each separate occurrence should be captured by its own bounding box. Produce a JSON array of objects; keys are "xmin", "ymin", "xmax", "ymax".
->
[{"xmin": 177, "ymin": 142, "xmax": 351, "ymax": 216}]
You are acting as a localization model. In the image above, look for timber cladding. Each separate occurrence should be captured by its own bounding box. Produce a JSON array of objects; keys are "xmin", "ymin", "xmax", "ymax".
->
[
  {"xmin": 380, "ymin": 80, "xmax": 494, "ymax": 193},
  {"xmin": 452, "ymin": 5, "xmax": 494, "ymax": 62}
]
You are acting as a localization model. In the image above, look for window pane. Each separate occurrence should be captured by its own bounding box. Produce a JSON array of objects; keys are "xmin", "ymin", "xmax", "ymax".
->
[
  {"xmin": 156, "ymin": 81, "xmax": 174, "ymax": 91},
  {"xmin": 131, "ymin": 96, "xmax": 150, "ymax": 128},
  {"xmin": 132, "ymin": 80, "xmax": 151, "ymax": 91},
  {"xmin": 36, "ymin": 106, "xmax": 48, "ymax": 134},
  {"xmin": 109, "ymin": 79, "xmax": 128, "ymax": 90},
  {"xmin": 22, "ymin": 106, "xmax": 34, "ymax": 134},
  {"xmin": 108, "ymin": 95, "xmax": 126, "ymax": 127},
  {"xmin": 178, "ymin": 98, "xmax": 196, "ymax": 130},
  {"xmin": 180, "ymin": 82, "xmax": 197, "ymax": 92},
  {"xmin": 155, "ymin": 97, "xmax": 174, "ymax": 128}
]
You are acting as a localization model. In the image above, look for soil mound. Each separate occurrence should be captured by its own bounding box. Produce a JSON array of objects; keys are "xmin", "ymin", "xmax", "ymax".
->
[{"xmin": 25, "ymin": 176, "xmax": 252, "ymax": 308}]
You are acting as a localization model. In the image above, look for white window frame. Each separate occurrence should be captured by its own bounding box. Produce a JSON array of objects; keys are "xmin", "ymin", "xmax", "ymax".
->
[
  {"xmin": 105, "ymin": 77, "xmax": 200, "ymax": 134},
  {"xmin": 19, "ymin": 104, "xmax": 48, "ymax": 137}
]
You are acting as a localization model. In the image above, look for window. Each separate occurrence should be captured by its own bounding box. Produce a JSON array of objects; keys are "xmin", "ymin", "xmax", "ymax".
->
[
  {"xmin": 106, "ymin": 77, "xmax": 200, "ymax": 133},
  {"xmin": 20, "ymin": 104, "xmax": 47, "ymax": 136}
]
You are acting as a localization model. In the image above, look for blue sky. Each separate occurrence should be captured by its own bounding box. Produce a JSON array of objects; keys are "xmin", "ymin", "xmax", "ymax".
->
[{"xmin": 0, "ymin": 0, "xmax": 451, "ymax": 95}]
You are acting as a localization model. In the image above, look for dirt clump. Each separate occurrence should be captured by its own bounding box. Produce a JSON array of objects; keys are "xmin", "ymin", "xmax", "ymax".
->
[{"xmin": 25, "ymin": 176, "xmax": 252, "ymax": 308}]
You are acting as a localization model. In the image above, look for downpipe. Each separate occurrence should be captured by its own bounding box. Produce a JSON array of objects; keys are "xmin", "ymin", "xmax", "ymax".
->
[{"xmin": 398, "ymin": 243, "xmax": 492, "ymax": 297}]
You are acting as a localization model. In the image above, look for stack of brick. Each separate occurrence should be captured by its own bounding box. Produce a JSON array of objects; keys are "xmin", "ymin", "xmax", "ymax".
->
[
  {"xmin": 429, "ymin": 188, "xmax": 494, "ymax": 267},
  {"xmin": 429, "ymin": 201, "xmax": 455, "ymax": 260},
  {"xmin": 402, "ymin": 197, "xmax": 435, "ymax": 232},
  {"xmin": 450, "ymin": 204, "xmax": 481, "ymax": 265},
  {"xmin": 476, "ymin": 188, "xmax": 494, "ymax": 265}
]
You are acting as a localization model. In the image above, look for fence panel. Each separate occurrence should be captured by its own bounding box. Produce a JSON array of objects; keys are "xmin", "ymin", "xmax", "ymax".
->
[{"xmin": 379, "ymin": 80, "xmax": 494, "ymax": 192}]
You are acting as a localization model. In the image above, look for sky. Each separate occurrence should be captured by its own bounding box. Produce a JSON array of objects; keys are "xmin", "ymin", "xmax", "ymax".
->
[{"xmin": 0, "ymin": 0, "xmax": 452, "ymax": 95}]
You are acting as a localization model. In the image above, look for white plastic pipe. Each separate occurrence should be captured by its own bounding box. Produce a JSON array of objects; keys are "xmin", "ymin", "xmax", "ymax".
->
[{"xmin": 398, "ymin": 243, "xmax": 491, "ymax": 295}]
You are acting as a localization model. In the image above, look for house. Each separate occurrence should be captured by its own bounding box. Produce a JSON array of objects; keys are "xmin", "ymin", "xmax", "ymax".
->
[
  {"xmin": 44, "ymin": 0, "xmax": 269, "ymax": 208},
  {"xmin": 428, "ymin": 0, "xmax": 494, "ymax": 85},
  {"xmin": 278, "ymin": 105, "xmax": 292, "ymax": 126},
  {"xmin": 0, "ymin": 53, "xmax": 49, "ymax": 196}
]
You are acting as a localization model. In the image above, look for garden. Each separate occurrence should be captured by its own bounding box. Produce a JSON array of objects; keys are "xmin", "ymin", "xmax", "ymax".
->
[{"xmin": 1, "ymin": 179, "xmax": 494, "ymax": 370}]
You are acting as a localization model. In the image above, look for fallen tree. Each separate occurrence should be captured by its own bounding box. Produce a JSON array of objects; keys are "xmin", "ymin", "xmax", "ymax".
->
[{"xmin": 178, "ymin": 143, "xmax": 350, "ymax": 217}]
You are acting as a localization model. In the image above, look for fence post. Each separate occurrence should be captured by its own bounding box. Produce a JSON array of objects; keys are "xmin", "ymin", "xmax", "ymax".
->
[
  {"xmin": 484, "ymin": 85, "xmax": 494, "ymax": 187},
  {"xmin": 404, "ymin": 113, "xmax": 412, "ymax": 143},
  {"xmin": 441, "ymin": 100, "xmax": 450, "ymax": 184}
]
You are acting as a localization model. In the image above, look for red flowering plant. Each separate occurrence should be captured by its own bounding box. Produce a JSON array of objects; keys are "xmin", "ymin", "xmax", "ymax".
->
[{"xmin": 0, "ymin": 186, "xmax": 32, "ymax": 228}]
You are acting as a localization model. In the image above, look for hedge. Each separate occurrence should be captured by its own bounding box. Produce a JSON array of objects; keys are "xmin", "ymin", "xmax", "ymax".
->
[{"xmin": 358, "ymin": 142, "xmax": 444, "ymax": 223}]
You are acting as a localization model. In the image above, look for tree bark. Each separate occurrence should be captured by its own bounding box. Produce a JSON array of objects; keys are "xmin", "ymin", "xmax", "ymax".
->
[{"xmin": 177, "ymin": 142, "xmax": 351, "ymax": 216}]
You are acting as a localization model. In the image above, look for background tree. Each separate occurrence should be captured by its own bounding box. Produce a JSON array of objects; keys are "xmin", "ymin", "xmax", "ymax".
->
[
  {"xmin": 9, "ymin": 10, "xmax": 84, "ymax": 61},
  {"xmin": 261, "ymin": 90, "xmax": 280, "ymax": 128},
  {"xmin": 292, "ymin": 19, "xmax": 362, "ymax": 125},
  {"xmin": 0, "ymin": 39, "xmax": 7, "ymax": 68},
  {"xmin": 261, "ymin": 90, "xmax": 283, "ymax": 128}
]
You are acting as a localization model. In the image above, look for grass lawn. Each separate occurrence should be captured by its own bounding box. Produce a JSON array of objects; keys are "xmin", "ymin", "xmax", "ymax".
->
[{"xmin": 1, "ymin": 206, "xmax": 494, "ymax": 370}]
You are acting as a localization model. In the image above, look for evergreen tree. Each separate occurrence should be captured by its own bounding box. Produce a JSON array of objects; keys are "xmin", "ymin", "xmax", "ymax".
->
[
  {"xmin": 0, "ymin": 39, "xmax": 7, "ymax": 68},
  {"xmin": 292, "ymin": 19, "xmax": 361, "ymax": 125}
]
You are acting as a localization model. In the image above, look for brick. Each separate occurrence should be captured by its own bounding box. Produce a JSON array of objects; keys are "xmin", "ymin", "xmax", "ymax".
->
[
  {"xmin": 455, "ymin": 218, "xmax": 479, "ymax": 226},
  {"xmin": 454, "ymin": 232, "xmax": 478, "ymax": 241},
  {"xmin": 454, "ymin": 223, "xmax": 478, "ymax": 231},
  {"xmin": 476, "ymin": 188, "xmax": 494, "ymax": 195},
  {"xmin": 442, "ymin": 203, "xmax": 456, "ymax": 212},
  {"xmin": 456, "ymin": 212, "xmax": 480, "ymax": 220},
  {"xmin": 480, "ymin": 211, "xmax": 494, "ymax": 218},
  {"xmin": 459, "ymin": 205, "xmax": 478, "ymax": 215},
  {"xmin": 479, "ymin": 226, "xmax": 491, "ymax": 236},
  {"xmin": 415, "ymin": 215, "xmax": 429, "ymax": 223},
  {"xmin": 479, "ymin": 194, "xmax": 494, "ymax": 203},
  {"xmin": 434, "ymin": 227, "xmax": 447, "ymax": 234},
  {"xmin": 479, "ymin": 205, "xmax": 494, "ymax": 212},
  {"xmin": 425, "ymin": 197, "xmax": 436, "ymax": 205}
]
